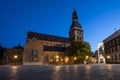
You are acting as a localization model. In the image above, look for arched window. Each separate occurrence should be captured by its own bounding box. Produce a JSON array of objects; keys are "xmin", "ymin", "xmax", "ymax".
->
[
  {"xmin": 30, "ymin": 50, "xmax": 33, "ymax": 62},
  {"xmin": 34, "ymin": 50, "xmax": 38, "ymax": 61},
  {"xmin": 30, "ymin": 50, "xmax": 38, "ymax": 62}
]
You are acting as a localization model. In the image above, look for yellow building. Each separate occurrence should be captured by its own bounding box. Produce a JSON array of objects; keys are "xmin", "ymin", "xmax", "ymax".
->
[{"xmin": 23, "ymin": 9, "xmax": 84, "ymax": 65}]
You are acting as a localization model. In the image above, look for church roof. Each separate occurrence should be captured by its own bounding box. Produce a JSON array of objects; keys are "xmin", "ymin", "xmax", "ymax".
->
[
  {"xmin": 72, "ymin": 9, "xmax": 78, "ymax": 19},
  {"xmin": 27, "ymin": 31, "xmax": 70, "ymax": 43},
  {"xmin": 43, "ymin": 46, "xmax": 67, "ymax": 52},
  {"xmin": 70, "ymin": 9, "xmax": 82, "ymax": 30},
  {"xmin": 70, "ymin": 21, "xmax": 82, "ymax": 30}
]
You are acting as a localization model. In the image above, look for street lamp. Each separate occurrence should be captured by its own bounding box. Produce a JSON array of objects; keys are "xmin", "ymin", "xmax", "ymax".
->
[
  {"xmin": 86, "ymin": 56, "xmax": 89, "ymax": 59},
  {"xmin": 74, "ymin": 57, "xmax": 77, "ymax": 64},
  {"xmin": 55, "ymin": 55, "xmax": 59, "ymax": 64},
  {"xmin": 107, "ymin": 55, "xmax": 110, "ymax": 64},
  {"xmin": 56, "ymin": 55, "xmax": 59, "ymax": 59},
  {"xmin": 74, "ymin": 57, "xmax": 77, "ymax": 60},
  {"xmin": 107, "ymin": 55, "xmax": 110, "ymax": 59},
  {"xmin": 14, "ymin": 55, "xmax": 18, "ymax": 65},
  {"xmin": 14, "ymin": 55, "xmax": 18, "ymax": 59},
  {"xmin": 85, "ymin": 55, "xmax": 89, "ymax": 64}
]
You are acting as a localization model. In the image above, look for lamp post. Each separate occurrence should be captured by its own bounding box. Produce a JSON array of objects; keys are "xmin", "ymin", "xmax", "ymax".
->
[
  {"xmin": 74, "ymin": 57, "xmax": 77, "ymax": 64},
  {"xmin": 74, "ymin": 57, "xmax": 77, "ymax": 60},
  {"xmin": 56, "ymin": 55, "xmax": 59, "ymax": 64},
  {"xmin": 14, "ymin": 55, "xmax": 18, "ymax": 65},
  {"xmin": 86, "ymin": 56, "xmax": 89, "ymax": 59},
  {"xmin": 107, "ymin": 55, "xmax": 110, "ymax": 64},
  {"xmin": 86, "ymin": 55, "xmax": 89, "ymax": 64}
]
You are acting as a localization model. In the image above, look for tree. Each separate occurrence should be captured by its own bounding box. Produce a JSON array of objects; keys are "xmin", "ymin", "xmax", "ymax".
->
[
  {"xmin": 0, "ymin": 45, "xmax": 6, "ymax": 64},
  {"xmin": 67, "ymin": 41, "xmax": 93, "ymax": 64}
]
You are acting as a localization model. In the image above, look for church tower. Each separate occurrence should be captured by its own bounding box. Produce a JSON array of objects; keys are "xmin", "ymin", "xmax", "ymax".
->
[{"xmin": 69, "ymin": 9, "xmax": 84, "ymax": 42}]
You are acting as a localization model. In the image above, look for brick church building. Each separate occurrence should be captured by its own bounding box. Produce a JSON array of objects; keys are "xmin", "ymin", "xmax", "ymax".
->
[{"xmin": 23, "ymin": 9, "xmax": 84, "ymax": 65}]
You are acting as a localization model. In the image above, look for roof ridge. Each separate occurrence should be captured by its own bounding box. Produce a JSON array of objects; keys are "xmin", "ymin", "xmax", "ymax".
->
[
  {"xmin": 28, "ymin": 31, "xmax": 69, "ymax": 39},
  {"xmin": 27, "ymin": 31, "xmax": 70, "ymax": 43}
]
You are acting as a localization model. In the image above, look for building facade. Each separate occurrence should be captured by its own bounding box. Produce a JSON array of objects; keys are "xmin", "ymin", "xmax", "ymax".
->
[
  {"xmin": 23, "ymin": 9, "xmax": 84, "ymax": 65},
  {"xmin": 24, "ymin": 32, "xmax": 70, "ymax": 65},
  {"xmin": 4, "ymin": 45, "xmax": 23, "ymax": 65},
  {"xmin": 103, "ymin": 29, "xmax": 120, "ymax": 64},
  {"xmin": 97, "ymin": 42, "xmax": 105, "ymax": 63}
]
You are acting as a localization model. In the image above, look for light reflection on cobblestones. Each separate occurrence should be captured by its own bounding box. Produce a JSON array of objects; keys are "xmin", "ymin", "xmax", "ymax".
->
[{"xmin": 0, "ymin": 64, "xmax": 120, "ymax": 80}]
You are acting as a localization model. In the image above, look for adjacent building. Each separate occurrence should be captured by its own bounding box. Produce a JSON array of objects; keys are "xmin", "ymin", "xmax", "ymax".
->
[
  {"xmin": 97, "ymin": 42, "xmax": 105, "ymax": 63},
  {"xmin": 4, "ymin": 45, "xmax": 24, "ymax": 65},
  {"xmin": 23, "ymin": 9, "xmax": 84, "ymax": 65},
  {"xmin": 103, "ymin": 29, "xmax": 120, "ymax": 64}
]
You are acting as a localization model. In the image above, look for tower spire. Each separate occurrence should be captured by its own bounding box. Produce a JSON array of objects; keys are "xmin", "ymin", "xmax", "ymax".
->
[
  {"xmin": 69, "ymin": 9, "xmax": 84, "ymax": 41},
  {"xmin": 72, "ymin": 9, "xmax": 78, "ymax": 22}
]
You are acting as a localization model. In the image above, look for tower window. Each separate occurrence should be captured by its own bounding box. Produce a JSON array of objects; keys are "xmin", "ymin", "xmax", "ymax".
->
[{"xmin": 77, "ymin": 31, "xmax": 80, "ymax": 34}]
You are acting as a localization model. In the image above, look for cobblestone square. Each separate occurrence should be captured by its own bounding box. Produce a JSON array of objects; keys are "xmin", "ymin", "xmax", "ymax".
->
[{"xmin": 0, "ymin": 64, "xmax": 120, "ymax": 80}]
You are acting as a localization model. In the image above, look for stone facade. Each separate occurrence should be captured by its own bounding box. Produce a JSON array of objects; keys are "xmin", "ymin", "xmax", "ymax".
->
[
  {"xmin": 23, "ymin": 36, "xmax": 70, "ymax": 65},
  {"xmin": 23, "ymin": 9, "xmax": 84, "ymax": 65},
  {"xmin": 97, "ymin": 42, "xmax": 105, "ymax": 63},
  {"xmin": 103, "ymin": 29, "xmax": 120, "ymax": 63},
  {"xmin": 4, "ymin": 45, "xmax": 23, "ymax": 65}
]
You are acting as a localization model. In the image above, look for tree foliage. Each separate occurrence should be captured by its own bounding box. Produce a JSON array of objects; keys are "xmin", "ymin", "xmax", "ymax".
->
[
  {"xmin": 0, "ymin": 46, "xmax": 4, "ymax": 59},
  {"xmin": 0, "ymin": 45, "xmax": 6, "ymax": 64},
  {"xmin": 67, "ymin": 41, "xmax": 93, "ymax": 63}
]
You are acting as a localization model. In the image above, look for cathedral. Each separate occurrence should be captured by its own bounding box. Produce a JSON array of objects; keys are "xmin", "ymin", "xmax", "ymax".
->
[{"xmin": 23, "ymin": 9, "xmax": 84, "ymax": 65}]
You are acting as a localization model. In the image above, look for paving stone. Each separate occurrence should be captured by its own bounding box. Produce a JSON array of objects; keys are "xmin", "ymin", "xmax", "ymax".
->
[{"xmin": 0, "ymin": 64, "xmax": 120, "ymax": 80}]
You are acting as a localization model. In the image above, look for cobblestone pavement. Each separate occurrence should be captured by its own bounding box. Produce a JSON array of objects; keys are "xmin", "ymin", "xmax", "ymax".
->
[{"xmin": 0, "ymin": 64, "xmax": 120, "ymax": 80}]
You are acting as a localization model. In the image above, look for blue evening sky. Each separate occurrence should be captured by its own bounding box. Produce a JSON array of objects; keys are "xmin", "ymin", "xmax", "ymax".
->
[{"xmin": 0, "ymin": 0, "xmax": 120, "ymax": 51}]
